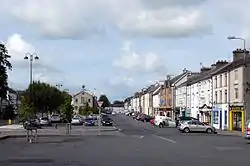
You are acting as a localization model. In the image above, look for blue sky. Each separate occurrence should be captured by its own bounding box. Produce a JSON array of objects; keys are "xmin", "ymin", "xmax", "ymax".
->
[{"xmin": 1, "ymin": 0, "xmax": 250, "ymax": 101}]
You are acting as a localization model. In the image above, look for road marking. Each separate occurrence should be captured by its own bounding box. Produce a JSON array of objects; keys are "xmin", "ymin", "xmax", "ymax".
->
[
  {"xmin": 153, "ymin": 135, "xmax": 176, "ymax": 144},
  {"xmin": 132, "ymin": 135, "xmax": 144, "ymax": 139}
]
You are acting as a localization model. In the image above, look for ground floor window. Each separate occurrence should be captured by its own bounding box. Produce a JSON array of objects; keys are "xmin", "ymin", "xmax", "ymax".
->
[
  {"xmin": 213, "ymin": 111, "xmax": 219, "ymax": 124},
  {"xmin": 224, "ymin": 110, "xmax": 227, "ymax": 125}
]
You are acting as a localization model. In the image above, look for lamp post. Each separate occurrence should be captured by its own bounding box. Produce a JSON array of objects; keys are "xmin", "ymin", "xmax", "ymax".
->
[
  {"xmin": 227, "ymin": 36, "xmax": 247, "ymax": 131},
  {"xmin": 24, "ymin": 53, "xmax": 39, "ymax": 103},
  {"xmin": 56, "ymin": 84, "xmax": 63, "ymax": 90}
]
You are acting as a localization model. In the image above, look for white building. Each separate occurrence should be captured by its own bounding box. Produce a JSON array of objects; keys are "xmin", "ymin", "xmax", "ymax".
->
[{"xmin": 152, "ymin": 86, "xmax": 161, "ymax": 114}]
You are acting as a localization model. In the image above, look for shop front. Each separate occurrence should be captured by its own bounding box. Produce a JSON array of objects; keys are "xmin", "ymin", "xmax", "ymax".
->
[
  {"xmin": 229, "ymin": 105, "xmax": 245, "ymax": 132},
  {"xmin": 212, "ymin": 104, "xmax": 229, "ymax": 130},
  {"xmin": 199, "ymin": 104, "xmax": 212, "ymax": 125}
]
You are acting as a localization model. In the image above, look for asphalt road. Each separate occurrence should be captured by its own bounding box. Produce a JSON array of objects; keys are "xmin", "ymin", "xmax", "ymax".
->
[{"xmin": 0, "ymin": 114, "xmax": 250, "ymax": 166}]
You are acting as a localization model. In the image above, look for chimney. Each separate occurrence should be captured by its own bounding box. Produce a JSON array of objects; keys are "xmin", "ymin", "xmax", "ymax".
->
[
  {"xmin": 200, "ymin": 67, "xmax": 211, "ymax": 73},
  {"xmin": 215, "ymin": 60, "xmax": 228, "ymax": 68},
  {"xmin": 211, "ymin": 63, "xmax": 216, "ymax": 69},
  {"xmin": 233, "ymin": 48, "xmax": 250, "ymax": 61},
  {"xmin": 183, "ymin": 68, "xmax": 187, "ymax": 73}
]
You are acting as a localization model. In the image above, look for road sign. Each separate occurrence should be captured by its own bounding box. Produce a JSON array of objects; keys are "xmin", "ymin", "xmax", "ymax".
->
[{"xmin": 97, "ymin": 101, "xmax": 103, "ymax": 107}]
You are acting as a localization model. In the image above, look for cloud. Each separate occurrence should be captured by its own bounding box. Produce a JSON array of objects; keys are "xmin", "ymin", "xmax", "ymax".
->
[
  {"xmin": 113, "ymin": 41, "xmax": 166, "ymax": 74},
  {"xmin": 7, "ymin": 0, "xmax": 211, "ymax": 39},
  {"xmin": 5, "ymin": 33, "xmax": 63, "ymax": 84}
]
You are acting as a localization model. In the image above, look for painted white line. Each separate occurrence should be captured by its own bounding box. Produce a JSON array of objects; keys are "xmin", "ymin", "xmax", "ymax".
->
[
  {"xmin": 132, "ymin": 135, "xmax": 144, "ymax": 139},
  {"xmin": 153, "ymin": 135, "xmax": 176, "ymax": 144}
]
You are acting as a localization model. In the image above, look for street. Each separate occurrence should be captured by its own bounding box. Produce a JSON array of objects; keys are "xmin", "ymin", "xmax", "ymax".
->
[{"xmin": 0, "ymin": 114, "xmax": 250, "ymax": 166}]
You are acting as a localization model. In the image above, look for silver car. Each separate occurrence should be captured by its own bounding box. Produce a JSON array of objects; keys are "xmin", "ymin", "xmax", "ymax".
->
[{"xmin": 179, "ymin": 120, "xmax": 216, "ymax": 133}]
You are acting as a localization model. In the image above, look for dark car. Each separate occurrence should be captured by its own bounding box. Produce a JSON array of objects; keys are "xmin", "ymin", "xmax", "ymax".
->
[
  {"xmin": 84, "ymin": 118, "xmax": 95, "ymax": 126},
  {"xmin": 140, "ymin": 114, "xmax": 153, "ymax": 122},
  {"xmin": 102, "ymin": 117, "xmax": 113, "ymax": 126}
]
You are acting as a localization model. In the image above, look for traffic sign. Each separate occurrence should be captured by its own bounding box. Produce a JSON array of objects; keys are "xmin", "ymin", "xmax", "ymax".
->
[{"xmin": 97, "ymin": 101, "xmax": 103, "ymax": 107}]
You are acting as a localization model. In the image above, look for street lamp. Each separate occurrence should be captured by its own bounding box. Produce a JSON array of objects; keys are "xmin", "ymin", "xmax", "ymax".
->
[
  {"xmin": 24, "ymin": 53, "xmax": 39, "ymax": 103},
  {"xmin": 227, "ymin": 36, "xmax": 247, "ymax": 131},
  {"xmin": 56, "ymin": 84, "xmax": 63, "ymax": 90}
]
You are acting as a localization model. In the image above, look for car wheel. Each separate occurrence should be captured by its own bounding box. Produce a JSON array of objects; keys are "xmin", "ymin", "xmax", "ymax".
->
[
  {"xmin": 184, "ymin": 127, "xmax": 190, "ymax": 133},
  {"xmin": 159, "ymin": 123, "xmax": 164, "ymax": 128},
  {"xmin": 206, "ymin": 128, "xmax": 212, "ymax": 133}
]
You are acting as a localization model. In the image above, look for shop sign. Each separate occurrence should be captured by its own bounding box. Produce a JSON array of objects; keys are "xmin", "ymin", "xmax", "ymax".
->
[{"xmin": 229, "ymin": 105, "xmax": 244, "ymax": 111}]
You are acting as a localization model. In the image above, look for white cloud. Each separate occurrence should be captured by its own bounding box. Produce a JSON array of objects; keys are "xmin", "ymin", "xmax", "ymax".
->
[
  {"xmin": 5, "ymin": 33, "xmax": 62, "ymax": 84},
  {"xmin": 109, "ymin": 76, "xmax": 134, "ymax": 87},
  {"xmin": 113, "ymin": 41, "xmax": 165, "ymax": 74},
  {"xmin": 6, "ymin": 0, "xmax": 211, "ymax": 39}
]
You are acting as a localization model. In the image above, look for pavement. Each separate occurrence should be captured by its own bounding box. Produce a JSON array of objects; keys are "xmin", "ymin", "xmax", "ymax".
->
[
  {"xmin": 0, "ymin": 114, "xmax": 250, "ymax": 166},
  {"xmin": 0, "ymin": 124, "xmax": 118, "ymax": 139}
]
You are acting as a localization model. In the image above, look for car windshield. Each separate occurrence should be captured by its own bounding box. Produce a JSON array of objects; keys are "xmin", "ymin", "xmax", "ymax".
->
[
  {"xmin": 41, "ymin": 117, "xmax": 49, "ymax": 120},
  {"xmin": 85, "ymin": 118, "xmax": 93, "ymax": 121}
]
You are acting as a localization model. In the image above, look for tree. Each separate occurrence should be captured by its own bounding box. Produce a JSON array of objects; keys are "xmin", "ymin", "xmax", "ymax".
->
[
  {"xmin": 98, "ymin": 95, "xmax": 110, "ymax": 108},
  {"xmin": 0, "ymin": 43, "xmax": 12, "ymax": 113},
  {"xmin": 60, "ymin": 96, "xmax": 74, "ymax": 123},
  {"xmin": 18, "ymin": 96, "xmax": 36, "ymax": 122}
]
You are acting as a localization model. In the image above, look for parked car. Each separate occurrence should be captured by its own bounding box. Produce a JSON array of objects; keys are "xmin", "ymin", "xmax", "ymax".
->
[
  {"xmin": 50, "ymin": 114, "xmax": 61, "ymax": 123},
  {"xmin": 84, "ymin": 117, "xmax": 95, "ymax": 126},
  {"xmin": 102, "ymin": 117, "xmax": 113, "ymax": 126},
  {"xmin": 179, "ymin": 120, "xmax": 216, "ymax": 133},
  {"xmin": 40, "ymin": 117, "xmax": 52, "ymax": 126},
  {"xmin": 136, "ymin": 114, "xmax": 152, "ymax": 122},
  {"xmin": 245, "ymin": 119, "xmax": 250, "ymax": 140},
  {"xmin": 71, "ymin": 117, "xmax": 83, "ymax": 125},
  {"xmin": 154, "ymin": 116, "xmax": 172, "ymax": 128}
]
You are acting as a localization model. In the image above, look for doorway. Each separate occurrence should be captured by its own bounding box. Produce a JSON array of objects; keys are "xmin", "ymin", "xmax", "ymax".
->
[{"xmin": 232, "ymin": 111, "xmax": 242, "ymax": 131}]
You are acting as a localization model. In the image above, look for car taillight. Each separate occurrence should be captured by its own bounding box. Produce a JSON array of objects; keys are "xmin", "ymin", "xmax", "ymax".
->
[{"xmin": 247, "ymin": 128, "xmax": 250, "ymax": 134}]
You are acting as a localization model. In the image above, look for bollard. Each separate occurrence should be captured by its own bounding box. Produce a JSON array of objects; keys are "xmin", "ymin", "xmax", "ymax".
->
[
  {"xmin": 8, "ymin": 119, "xmax": 11, "ymax": 125},
  {"xmin": 55, "ymin": 123, "xmax": 58, "ymax": 129}
]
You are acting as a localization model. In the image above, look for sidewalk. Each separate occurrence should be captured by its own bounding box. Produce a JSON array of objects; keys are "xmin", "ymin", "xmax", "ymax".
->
[
  {"xmin": 216, "ymin": 130, "xmax": 245, "ymax": 137},
  {"xmin": 0, "ymin": 125, "xmax": 118, "ymax": 140}
]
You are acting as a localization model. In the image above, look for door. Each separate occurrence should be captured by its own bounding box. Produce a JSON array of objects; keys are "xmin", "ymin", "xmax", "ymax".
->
[
  {"xmin": 219, "ymin": 110, "xmax": 222, "ymax": 129},
  {"xmin": 196, "ymin": 121, "xmax": 207, "ymax": 132},
  {"xmin": 189, "ymin": 120, "xmax": 199, "ymax": 132}
]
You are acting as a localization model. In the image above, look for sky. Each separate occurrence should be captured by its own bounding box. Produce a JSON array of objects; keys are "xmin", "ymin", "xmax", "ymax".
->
[{"xmin": 1, "ymin": 0, "xmax": 250, "ymax": 101}]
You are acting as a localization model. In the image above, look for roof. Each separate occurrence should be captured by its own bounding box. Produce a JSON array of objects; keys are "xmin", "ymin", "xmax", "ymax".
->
[
  {"xmin": 187, "ymin": 63, "xmax": 230, "ymax": 85},
  {"xmin": 178, "ymin": 73, "xmax": 201, "ymax": 87},
  {"xmin": 212, "ymin": 57, "xmax": 250, "ymax": 76},
  {"xmin": 170, "ymin": 72, "xmax": 188, "ymax": 85},
  {"xmin": 73, "ymin": 90, "xmax": 92, "ymax": 98}
]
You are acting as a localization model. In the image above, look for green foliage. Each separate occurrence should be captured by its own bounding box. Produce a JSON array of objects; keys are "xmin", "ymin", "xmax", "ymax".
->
[
  {"xmin": 98, "ymin": 94, "xmax": 110, "ymax": 108},
  {"xmin": 60, "ymin": 96, "xmax": 74, "ymax": 123},
  {"xmin": 18, "ymin": 96, "xmax": 36, "ymax": 122},
  {"xmin": 25, "ymin": 81, "xmax": 69, "ymax": 113},
  {"xmin": 78, "ymin": 103, "xmax": 99, "ymax": 115},
  {"xmin": 0, "ymin": 43, "xmax": 12, "ymax": 100}
]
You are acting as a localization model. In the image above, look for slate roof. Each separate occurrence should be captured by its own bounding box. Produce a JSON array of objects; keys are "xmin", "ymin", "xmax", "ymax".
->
[
  {"xmin": 212, "ymin": 57, "xmax": 250, "ymax": 76},
  {"xmin": 186, "ymin": 63, "xmax": 230, "ymax": 85}
]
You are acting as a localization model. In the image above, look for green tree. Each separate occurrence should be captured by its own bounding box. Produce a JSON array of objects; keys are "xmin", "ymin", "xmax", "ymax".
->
[
  {"xmin": 98, "ymin": 94, "xmax": 110, "ymax": 108},
  {"xmin": 0, "ymin": 43, "xmax": 12, "ymax": 112},
  {"xmin": 60, "ymin": 96, "xmax": 74, "ymax": 123},
  {"xmin": 18, "ymin": 96, "xmax": 36, "ymax": 122}
]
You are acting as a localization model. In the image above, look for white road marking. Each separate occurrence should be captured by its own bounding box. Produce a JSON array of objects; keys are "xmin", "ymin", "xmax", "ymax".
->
[
  {"xmin": 153, "ymin": 135, "xmax": 176, "ymax": 144},
  {"xmin": 132, "ymin": 135, "xmax": 144, "ymax": 139}
]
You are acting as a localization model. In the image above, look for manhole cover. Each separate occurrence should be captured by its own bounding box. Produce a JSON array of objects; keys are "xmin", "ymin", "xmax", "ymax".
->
[{"xmin": 1, "ymin": 158, "xmax": 54, "ymax": 164}]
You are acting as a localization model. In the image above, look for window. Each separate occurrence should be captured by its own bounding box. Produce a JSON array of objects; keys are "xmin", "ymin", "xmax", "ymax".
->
[
  {"xmin": 220, "ymin": 75, "xmax": 222, "ymax": 87},
  {"xmin": 234, "ymin": 70, "xmax": 238, "ymax": 80},
  {"xmin": 215, "ymin": 91, "xmax": 218, "ymax": 103},
  {"xmin": 75, "ymin": 99, "xmax": 78, "ymax": 103},
  {"xmin": 215, "ymin": 76, "xmax": 217, "ymax": 88},
  {"xmin": 224, "ymin": 90, "xmax": 227, "ymax": 103},
  {"xmin": 234, "ymin": 88, "xmax": 239, "ymax": 99},
  {"xmin": 88, "ymin": 99, "xmax": 91, "ymax": 103},
  {"xmin": 225, "ymin": 73, "xmax": 227, "ymax": 86},
  {"xmin": 219, "ymin": 90, "xmax": 222, "ymax": 103},
  {"xmin": 213, "ymin": 111, "xmax": 219, "ymax": 124},
  {"xmin": 81, "ymin": 97, "xmax": 85, "ymax": 104}
]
